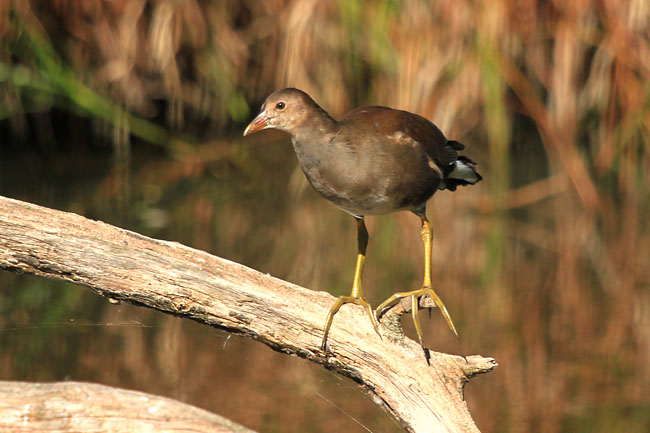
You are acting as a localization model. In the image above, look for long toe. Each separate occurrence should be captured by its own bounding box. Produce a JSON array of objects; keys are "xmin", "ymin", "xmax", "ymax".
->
[
  {"xmin": 375, "ymin": 290, "xmax": 412, "ymax": 319},
  {"xmin": 321, "ymin": 296, "xmax": 352, "ymax": 350},
  {"xmin": 420, "ymin": 287, "xmax": 458, "ymax": 338},
  {"xmin": 321, "ymin": 295, "xmax": 380, "ymax": 351},
  {"xmin": 376, "ymin": 287, "xmax": 458, "ymax": 341},
  {"xmin": 360, "ymin": 299, "xmax": 381, "ymax": 337}
]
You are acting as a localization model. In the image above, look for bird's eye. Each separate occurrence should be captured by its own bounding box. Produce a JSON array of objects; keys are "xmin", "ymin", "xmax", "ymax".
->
[{"xmin": 276, "ymin": 102, "xmax": 285, "ymax": 110}]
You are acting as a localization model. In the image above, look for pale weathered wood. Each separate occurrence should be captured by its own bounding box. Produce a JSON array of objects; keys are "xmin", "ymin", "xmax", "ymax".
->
[
  {"xmin": 0, "ymin": 195, "xmax": 497, "ymax": 433},
  {"xmin": 0, "ymin": 381, "xmax": 256, "ymax": 433}
]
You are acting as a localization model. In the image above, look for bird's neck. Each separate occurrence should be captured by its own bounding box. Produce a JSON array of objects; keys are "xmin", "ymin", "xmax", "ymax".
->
[
  {"xmin": 290, "ymin": 111, "xmax": 337, "ymax": 151},
  {"xmin": 289, "ymin": 114, "xmax": 341, "ymax": 176}
]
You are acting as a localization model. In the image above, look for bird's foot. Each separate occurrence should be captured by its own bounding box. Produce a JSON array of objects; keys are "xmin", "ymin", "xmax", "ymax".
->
[
  {"xmin": 321, "ymin": 295, "xmax": 380, "ymax": 351},
  {"xmin": 375, "ymin": 286, "xmax": 457, "ymax": 349}
]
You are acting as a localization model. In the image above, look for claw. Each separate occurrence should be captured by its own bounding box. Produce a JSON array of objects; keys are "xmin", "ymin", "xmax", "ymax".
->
[
  {"xmin": 376, "ymin": 286, "xmax": 457, "ymax": 349},
  {"xmin": 363, "ymin": 302, "xmax": 381, "ymax": 336},
  {"xmin": 321, "ymin": 295, "xmax": 380, "ymax": 351},
  {"xmin": 423, "ymin": 286, "xmax": 458, "ymax": 338}
]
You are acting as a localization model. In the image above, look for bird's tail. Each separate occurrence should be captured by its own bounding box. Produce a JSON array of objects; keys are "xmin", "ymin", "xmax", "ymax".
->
[{"xmin": 440, "ymin": 156, "xmax": 483, "ymax": 191}]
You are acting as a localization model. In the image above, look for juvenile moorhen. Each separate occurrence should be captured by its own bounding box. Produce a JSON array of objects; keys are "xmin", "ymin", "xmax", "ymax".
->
[{"xmin": 244, "ymin": 88, "xmax": 482, "ymax": 350}]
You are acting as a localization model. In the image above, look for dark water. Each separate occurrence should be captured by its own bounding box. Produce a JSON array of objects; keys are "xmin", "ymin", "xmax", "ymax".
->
[{"xmin": 1, "ymin": 130, "xmax": 648, "ymax": 433}]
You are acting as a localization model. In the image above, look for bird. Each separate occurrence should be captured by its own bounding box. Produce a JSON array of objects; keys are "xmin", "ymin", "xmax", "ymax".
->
[{"xmin": 243, "ymin": 88, "xmax": 482, "ymax": 350}]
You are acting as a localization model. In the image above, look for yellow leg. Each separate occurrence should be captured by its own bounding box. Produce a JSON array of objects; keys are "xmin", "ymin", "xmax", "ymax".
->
[
  {"xmin": 321, "ymin": 217, "xmax": 380, "ymax": 350},
  {"xmin": 376, "ymin": 215, "xmax": 458, "ymax": 348}
]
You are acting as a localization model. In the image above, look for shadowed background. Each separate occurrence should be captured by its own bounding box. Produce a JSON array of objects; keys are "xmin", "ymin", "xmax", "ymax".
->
[{"xmin": 0, "ymin": 1, "xmax": 648, "ymax": 432}]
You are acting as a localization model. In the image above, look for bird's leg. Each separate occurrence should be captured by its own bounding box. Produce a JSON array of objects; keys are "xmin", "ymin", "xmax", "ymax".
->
[
  {"xmin": 375, "ymin": 216, "xmax": 458, "ymax": 348},
  {"xmin": 418, "ymin": 217, "xmax": 458, "ymax": 340},
  {"xmin": 321, "ymin": 217, "xmax": 380, "ymax": 350}
]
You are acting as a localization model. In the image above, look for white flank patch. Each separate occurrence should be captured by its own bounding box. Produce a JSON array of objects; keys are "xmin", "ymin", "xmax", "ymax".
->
[{"xmin": 449, "ymin": 160, "xmax": 479, "ymax": 183}]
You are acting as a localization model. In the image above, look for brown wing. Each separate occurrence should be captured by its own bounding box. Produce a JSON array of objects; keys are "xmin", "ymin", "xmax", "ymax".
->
[{"xmin": 338, "ymin": 106, "xmax": 462, "ymax": 175}]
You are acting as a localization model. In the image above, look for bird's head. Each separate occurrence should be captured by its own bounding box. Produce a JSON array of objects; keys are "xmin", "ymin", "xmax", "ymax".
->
[{"xmin": 243, "ymin": 88, "xmax": 329, "ymax": 136}]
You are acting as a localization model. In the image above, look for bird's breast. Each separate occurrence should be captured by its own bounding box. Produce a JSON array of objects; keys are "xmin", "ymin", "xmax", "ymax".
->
[{"xmin": 291, "ymin": 137, "xmax": 439, "ymax": 216}]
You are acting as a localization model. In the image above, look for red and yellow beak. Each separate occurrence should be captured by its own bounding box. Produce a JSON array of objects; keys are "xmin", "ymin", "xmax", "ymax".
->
[{"xmin": 243, "ymin": 110, "xmax": 269, "ymax": 136}]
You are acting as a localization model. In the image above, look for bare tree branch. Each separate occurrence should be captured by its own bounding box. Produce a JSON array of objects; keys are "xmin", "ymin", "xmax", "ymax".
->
[
  {"xmin": 0, "ymin": 381, "xmax": 256, "ymax": 433},
  {"xmin": 0, "ymin": 195, "xmax": 496, "ymax": 433}
]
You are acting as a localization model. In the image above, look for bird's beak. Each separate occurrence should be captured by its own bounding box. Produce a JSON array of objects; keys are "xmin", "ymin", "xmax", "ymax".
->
[{"xmin": 243, "ymin": 110, "xmax": 269, "ymax": 136}]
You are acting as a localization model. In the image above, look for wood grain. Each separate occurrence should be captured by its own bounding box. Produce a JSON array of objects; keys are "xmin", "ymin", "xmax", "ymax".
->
[
  {"xmin": 0, "ymin": 195, "xmax": 496, "ymax": 433},
  {"xmin": 0, "ymin": 381, "xmax": 255, "ymax": 433}
]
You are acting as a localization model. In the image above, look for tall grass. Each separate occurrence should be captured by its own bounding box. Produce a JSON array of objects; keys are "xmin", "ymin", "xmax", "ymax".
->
[{"xmin": 1, "ymin": 1, "xmax": 649, "ymax": 432}]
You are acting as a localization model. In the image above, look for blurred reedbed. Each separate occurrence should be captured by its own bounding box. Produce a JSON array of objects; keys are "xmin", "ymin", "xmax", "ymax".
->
[{"xmin": 1, "ymin": 1, "xmax": 649, "ymax": 433}]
